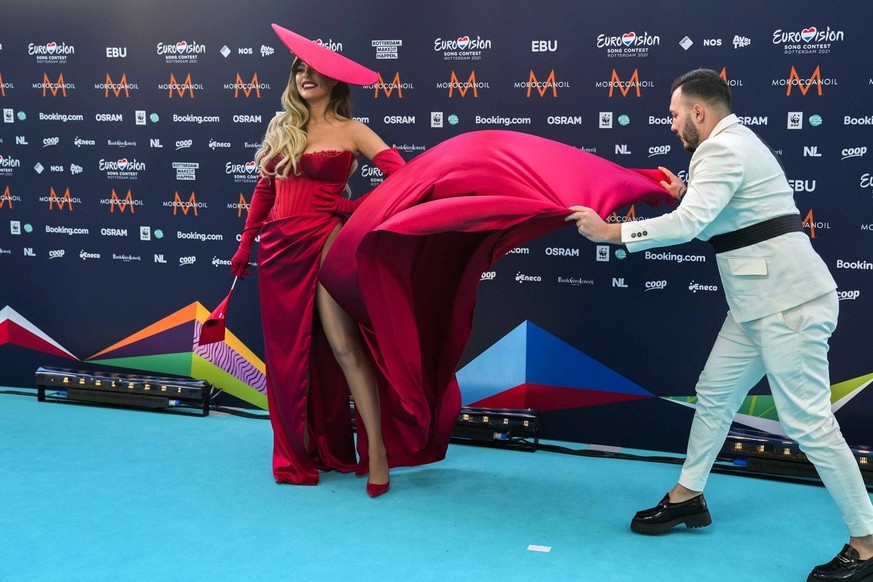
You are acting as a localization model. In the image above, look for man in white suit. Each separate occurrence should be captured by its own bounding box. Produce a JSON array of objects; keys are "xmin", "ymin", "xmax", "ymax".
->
[{"xmin": 566, "ymin": 68, "xmax": 873, "ymax": 582}]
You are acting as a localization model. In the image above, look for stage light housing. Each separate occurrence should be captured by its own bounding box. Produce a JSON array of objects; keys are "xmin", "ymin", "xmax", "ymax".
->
[{"xmin": 36, "ymin": 366, "xmax": 211, "ymax": 416}]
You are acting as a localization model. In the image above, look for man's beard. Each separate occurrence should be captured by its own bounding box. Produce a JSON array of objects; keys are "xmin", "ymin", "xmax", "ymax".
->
[{"xmin": 681, "ymin": 113, "xmax": 700, "ymax": 152}]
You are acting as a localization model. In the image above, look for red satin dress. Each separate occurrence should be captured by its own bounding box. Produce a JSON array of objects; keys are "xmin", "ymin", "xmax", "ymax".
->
[
  {"xmin": 256, "ymin": 150, "xmax": 361, "ymax": 484},
  {"xmin": 320, "ymin": 131, "xmax": 676, "ymax": 477}
]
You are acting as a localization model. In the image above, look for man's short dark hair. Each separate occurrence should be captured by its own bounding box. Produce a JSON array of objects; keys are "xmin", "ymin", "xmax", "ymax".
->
[{"xmin": 671, "ymin": 68, "xmax": 731, "ymax": 111}]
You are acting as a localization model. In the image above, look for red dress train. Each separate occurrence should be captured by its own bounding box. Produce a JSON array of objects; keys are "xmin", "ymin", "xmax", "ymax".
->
[{"xmin": 319, "ymin": 130, "xmax": 675, "ymax": 476}]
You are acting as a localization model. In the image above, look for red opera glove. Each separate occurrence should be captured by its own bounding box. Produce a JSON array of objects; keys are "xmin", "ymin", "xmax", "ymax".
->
[
  {"xmin": 313, "ymin": 187, "xmax": 362, "ymax": 215},
  {"xmin": 231, "ymin": 175, "xmax": 276, "ymax": 279},
  {"xmin": 313, "ymin": 148, "xmax": 407, "ymax": 216},
  {"xmin": 372, "ymin": 147, "xmax": 406, "ymax": 176}
]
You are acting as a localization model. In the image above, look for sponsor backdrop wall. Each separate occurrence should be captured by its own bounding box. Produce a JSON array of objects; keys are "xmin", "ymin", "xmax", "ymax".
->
[{"xmin": 1, "ymin": 0, "xmax": 871, "ymax": 453}]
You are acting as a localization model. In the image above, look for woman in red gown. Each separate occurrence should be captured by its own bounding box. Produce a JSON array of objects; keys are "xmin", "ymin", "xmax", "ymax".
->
[
  {"xmin": 231, "ymin": 24, "xmax": 403, "ymax": 495},
  {"xmin": 234, "ymin": 24, "xmax": 676, "ymax": 497}
]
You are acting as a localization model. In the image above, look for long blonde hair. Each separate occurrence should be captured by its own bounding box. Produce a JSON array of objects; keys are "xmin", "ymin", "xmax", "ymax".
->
[{"xmin": 255, "ymin": 58, "xmax": 353, "ymax": 179}]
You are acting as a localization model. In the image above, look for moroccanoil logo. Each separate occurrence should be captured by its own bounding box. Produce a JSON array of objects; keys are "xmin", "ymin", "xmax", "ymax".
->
[
  {"xmin": 776, "ymin": 66, "xmax": 837, "ymax": 96},
  {"xmin": 165, "ymin": 191, "xmax": 205, "ymax": 216},
  {"xmin": 160, "ymin": 73, "xmax": 200, "ymax": 98},
  {"xmin": 370, "ymin": 72, "xmax": 408, "ymax": 98},
  {"xmin": 0, "ymin": 185, "xmax": 14, "ymax": 208},
  {"xmin": 606, "ymin": 205, "xmax": 640, "ymax": 223},
  {"xmin": 107, "ymin": 188, "xmax": 138, "ymax": 213},
  {"xmin": 46, "ymin": 187, "xmax": 75, "ymax": 210},
  {"xmin": 226, "ymin": 72, "xmax": 268, "ymax": 98},
  {"xmin": 438, "ymin": 70, "xmax": 489, "ymax": 98},
  {"xmin": 38, "ymin": 72, "xmax": 74, "ymax": 97},
  {"xmin": 802, "ymin": 209, "xmax": 830, "ymax": 238},
  {"xmin": 234, "ymin": 192, "xmax": 250, "ymax": 217},
  {"xmin": 98, "ymin": 72, "xmax": 136, "ymax": 98},
  {"xmin": 515, "ymin": 69, "xmax": 566, "ymax": 97},
  {"xmin": 596, "ymin": 69, "xmax": 651, "ymax": 97}
]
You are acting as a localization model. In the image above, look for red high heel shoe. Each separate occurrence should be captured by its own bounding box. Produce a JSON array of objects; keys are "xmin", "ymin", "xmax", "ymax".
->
[{"xmin": 366, "ymin": 480, "xmax": 390, "ymax": 498}]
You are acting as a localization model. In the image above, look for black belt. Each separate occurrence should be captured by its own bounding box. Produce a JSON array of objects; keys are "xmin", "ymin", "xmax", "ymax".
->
[{"xmin": 708, "ymin": 214, "xmax": 802, "ymax": 254}]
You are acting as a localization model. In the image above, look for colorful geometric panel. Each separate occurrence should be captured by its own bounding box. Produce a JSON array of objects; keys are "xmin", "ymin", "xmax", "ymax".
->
[
  {"xmin": 0, "ymin": 305, "xmax": 77, "ymax": 360},
  {"xmin": 86, "ymin": 301, "xmax": 267, "ymax": 409},
  {"xmin": 457, "ymin": 320, "xmax": 654, "ymax": 410},
  {"xmin": 662, "ymin": 372, "xmax": 873, "ymax": 437}
]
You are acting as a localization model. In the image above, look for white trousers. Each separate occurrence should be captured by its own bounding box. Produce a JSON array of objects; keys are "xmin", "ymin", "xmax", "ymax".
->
[{"xmin": 678, "ymin": 290, "xmax": 873, "ymax": 537}]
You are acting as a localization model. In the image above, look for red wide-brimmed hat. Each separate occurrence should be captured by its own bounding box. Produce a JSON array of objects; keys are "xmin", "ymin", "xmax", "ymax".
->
[{"xmin": 271, "ymin": 23, "xmax": 378, "ymax": 86}]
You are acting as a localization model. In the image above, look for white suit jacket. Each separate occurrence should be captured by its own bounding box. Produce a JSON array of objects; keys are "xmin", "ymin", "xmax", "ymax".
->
[{"xmin": 622, "ymin": 114, "xmax": 836, "ymax": 322}]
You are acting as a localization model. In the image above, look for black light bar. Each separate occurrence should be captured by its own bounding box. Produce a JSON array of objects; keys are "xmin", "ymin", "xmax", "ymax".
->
[
  {"xmin": 720, "ymin": 429, "xmax": 873, "ymax": 487},
  {"xmin": 451, "ymin": 407, "xmax": 540, "ymax": 452},
  {"xmin": 36, "ymin": 366, "xmax": 211, "ymax": 417}
]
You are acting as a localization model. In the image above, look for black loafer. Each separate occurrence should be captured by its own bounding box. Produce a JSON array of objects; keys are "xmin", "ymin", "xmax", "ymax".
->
[
  {"xmin": 630, "ymin": 493, "xmax": 712, "ymax": 535},
  {"xmin": 808, "ymin": 544, "xmax": 873, "ymax": 582}
]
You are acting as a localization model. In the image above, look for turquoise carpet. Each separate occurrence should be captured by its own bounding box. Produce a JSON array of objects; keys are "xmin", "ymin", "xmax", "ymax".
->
[{"xmin": 0, "ymin": 390, "xmax": 859, "ymax": 581}]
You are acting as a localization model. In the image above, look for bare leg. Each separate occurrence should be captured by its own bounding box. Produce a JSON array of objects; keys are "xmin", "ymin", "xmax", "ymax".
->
[{"xmin": 316, "ymin": 226, "xmax": 389, "ymax": 486}]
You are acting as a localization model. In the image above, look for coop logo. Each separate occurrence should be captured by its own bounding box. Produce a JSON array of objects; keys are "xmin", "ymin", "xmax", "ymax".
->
[
  {"xmin": 366, "ymin": 72, "xmax": 411, "ymax": 98},
  {"xmin": 0, "ymin": 72, "xmax": 11, "ymax": 96},
  {"xmin": 225, "ymin": 72, "xmax": 269, "ymax": 98},
  {"xmin": 596, "ymin": 31, "xmax": 660, "ymax": 57},
  {"xmin": 179, "ymin": 255, "xmax": 197, "ymax": 266},
  {"xmin": 36, "ymin": 72, "xmax": 75, "ymax": 96},
  {"xmin": 438, "ymin": 70, "xmax": 489, "ymax": 97},
  {"xmin": 480, "ymin": 271, "xmax": 496, "ymax": 281},
  {"xmin": 0, "ymin": 154, "xmax": 21, "ymax": 176},
  {"xmin": 100, "ymin": 188, "xmax": 143, "ymax": 213},
  {"xmin": 0, "ymin": 185, "xmax": 21, "ymax": 207},
  {"xmin": 596, "ymin": 69, "xmax": 651, "ymax": 97},
  {"xmin": 229, "ymin": 192, "xmax": 250, "ymax": 217},
  {"xmin": 96, "ymin": 72, "xmax": 138, "ymax": 97},
  {"xmin": 156, "ymin": 40, "xmax": 206, "ymax": 63},
  {"xmin": 28, "ymin": 41, "xmax": 76, "ymax": 64},
  {"xmin": 41, "ymin": 186, "xmax": 80, "ymax": 210},
  {"xmin": 841, "ymin": 147, "xmax": 867, "ymax": 160},
  {"xmin": 802, "ymin": 209, "xmax": 829, "ymax": 238},
  {"xmin": 645, "ymin": 280, "xmax": 667, "ymax": 291},
  {"xmin": 514, "ymin": 69, "xmax": 567, "ymax": 97},
  {"xmin": 49, "ymin": 249, "xmax": 65, "ymax": 259},
  {"xmin": 515, "ymin": 271, "xmax": 542, "ymax": 284},
  {"xmin": 434, "ymin": 35, "xmax": 493, "ymax": 60},
  {"xmin": 165, "ymin": 191, "xmax": 205, "ymax": 216},
  {"xmin": 837, "ymin": 290, "xmax": 861, "ymax": 301},
  {"xmin": 159, "ymin": 73, "xmax": 202, "ymax": 98},
  {"xmin": 226, "ymin": 160, "xmax": 259, "ymax": 183},
  {"xmin": 774, "ymin": 66, "xmax": 836, "ymax": 96},
  {"xmin": 648, "ymin": 145, "xmax": 671, "ymax": 157},
  {"xmin": 773, "ymin": 26, "xmax": 845, "ymax": 55},
  {"xmin": 99, "ymin": 157, "xmax": 146, "ymax": 180}
]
